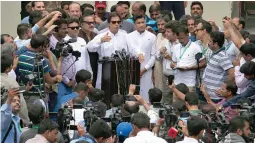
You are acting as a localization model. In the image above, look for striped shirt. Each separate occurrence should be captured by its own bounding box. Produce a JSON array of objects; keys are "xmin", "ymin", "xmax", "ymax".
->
[
  {"xmin": 17, "ymin": 50, "xmax": 50, "ymax": 94},
  {"xmin": 223, "ymin": 40, "xmax": 240, "ymax": 62},
  {"xmin": 203, "ymin": 49, "xmax": 233, "ymax": 99}
]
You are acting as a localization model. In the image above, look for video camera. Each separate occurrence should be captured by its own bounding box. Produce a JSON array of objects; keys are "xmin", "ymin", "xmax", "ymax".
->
[
  {"xmin": 231, "ymin": 103, "xmax": 255, "ymax": 131},
  {"xmin": 51, "ymin": 38, "xmax": 81, "ymax": 59}
]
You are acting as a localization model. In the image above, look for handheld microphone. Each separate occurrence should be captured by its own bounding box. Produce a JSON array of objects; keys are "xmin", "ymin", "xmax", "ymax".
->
[
  {"xmin": 121, "ymin": 49, "xmax": 127, "ymax": 59},
  {"xmin": 115, "ymin": 50, "xmax": 123, "ymax": 60}
]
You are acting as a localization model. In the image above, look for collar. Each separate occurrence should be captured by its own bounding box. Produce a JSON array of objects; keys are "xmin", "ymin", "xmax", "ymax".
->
[
  {"xmin": 135, "ymin": 30, "xmax": 146, "ymax": 35},
  {"xmin": 34, "ymin": 134, "xmax": 50, "ymax": 143},
  {"xmin": 12, "ymin": 113, "xmax": 20, "ymax": 122},
  {"xmin": 212, "ymin": 47, "xmax": 225, "ymax": 55},
  {"xmin": 183, "ymin": 136, "xmax": 199, "ymax": 143},
  {"xmin": 1, "ymin": 73, "xmax": 8, "ymax": 77},
  {"xmin": 137, "ymin": 130, "xmax": 154, "ymax": 136}
]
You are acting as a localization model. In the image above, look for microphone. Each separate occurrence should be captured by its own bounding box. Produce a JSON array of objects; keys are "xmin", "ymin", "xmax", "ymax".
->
[
  {"xmin": 115, "ymin": 50, "xmax": 123, "ymax": 60},
  {"xmin": 121, "ymin": 49, "xmax": 127, "ymax": 59},
  {"xmin": 65, "ymin": 38, "xmax": 77, "ymax": 44}
]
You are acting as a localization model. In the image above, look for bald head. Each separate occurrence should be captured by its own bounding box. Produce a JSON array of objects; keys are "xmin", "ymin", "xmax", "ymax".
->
[
  {"xmin": 132, "ymin": 1, "xmax": 146, "ymax": 17},
  {"xmin": 116, "ymin": 5, "xmax": 126, "ymax": 20},
  {"xmin": 69, "ymin": 2, "xmax": 82, "ymax": 18}
]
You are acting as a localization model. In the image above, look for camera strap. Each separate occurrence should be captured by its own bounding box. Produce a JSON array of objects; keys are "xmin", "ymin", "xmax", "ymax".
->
[{"xmin": 1, "ymin": 120, "xmax": 17, "ymax": 143}]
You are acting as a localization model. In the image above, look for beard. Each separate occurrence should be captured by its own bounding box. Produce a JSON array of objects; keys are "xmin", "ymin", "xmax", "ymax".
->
[{"xmin": 242, "ymin": 134, "xmax": 251, "ymax": 143}]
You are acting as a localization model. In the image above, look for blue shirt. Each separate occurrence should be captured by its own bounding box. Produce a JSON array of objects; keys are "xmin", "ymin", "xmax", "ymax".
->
[
  {"xmin": 70, "ymin": 134, "xmax": 97, "ymax": 143},
  {"xmin": 1, "ymin": 104, "xmax": 21, "ymax": 143},
  {"xmin": 127, "ymin": 15, "xmax": 158, "ymax": 32},
  {"xmin": 54, "ymin": 92, "xmax": 78, "ymax": 112},
  {"xmin": 223, "ymin": 79, "xmax": 255, "ymax": 107},
  {"xmin": 189, "ymin": 35, "xmax": 196, "ymax": 42},
  {"xmin": 21, "ymin": 16, "xmax": 30, "ymax": 24}
]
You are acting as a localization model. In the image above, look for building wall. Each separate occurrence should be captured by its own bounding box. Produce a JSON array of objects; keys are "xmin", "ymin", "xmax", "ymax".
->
[{"xmin": 1, "ymin": 1, "xmax": 232, "ymax": 37}]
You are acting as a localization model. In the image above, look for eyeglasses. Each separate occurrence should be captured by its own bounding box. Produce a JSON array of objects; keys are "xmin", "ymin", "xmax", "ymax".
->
[
  {"xmin": 83, "ymin": 21, "xmax": 95, "ymax": 25},
  {"xmin": 196, "ymin": 28, "xmax": 203, "ymax": 32},
  {"xmin": 111, "ymin": 21, "xmax": 121, "ymax": 24},
  {"xmin": 68, "ymin": 26, "xmax": 80, "ymax": 30}
]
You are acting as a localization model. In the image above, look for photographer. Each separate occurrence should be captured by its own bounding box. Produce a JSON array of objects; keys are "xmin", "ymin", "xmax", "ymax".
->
[
  {"xmin": 200, "ymin": 80, "xmax": 239, "ymax": 123},
  {"xmin": 1, "ymin": 54, "xmax": 30, "ymax": 125},
  {"xmin": 54, "ymin": 82, "xmax": 89, "ymax": 112},
  {"xmin": 221, "ymin": 116, "xmax": 251, "ymax": 143},
  {"xmin": 26, "ymin": 119, "xmax": 59, "ymax": 143},
  {"xmin": 223, "ymin": 61, "xmax": 255, "ymax": 107},
  {"xmin": 71, "ymin": 119, "xmax": 113, "ymax": 143},
  {"xmin": 105, "ymin": 94, "xmax": 124, "ymax": 118},
  {"xmin": 17, "ymin": 34, "xmax": 62, "ymax": 105},
  {"xmin": 1, "ymin": 87, "xmax": 21, "ymax": 143},
  {"xmin": 75, "ymin": 69, "xmax": 93, "ymax": 90},
  {"xmin": 20, "ymin": 104, "xmax": 64, "ymax": 143},
  {"xmin": 88, "ymin": 88, "xmax": 105, "ymax": 102},
  {"xmin": 176, "ymin": 116, "xmax": 207, "ymax": 143},
  {"xmin": 124, "ymin": 112, "xmax": 167, "ymax": 143}
]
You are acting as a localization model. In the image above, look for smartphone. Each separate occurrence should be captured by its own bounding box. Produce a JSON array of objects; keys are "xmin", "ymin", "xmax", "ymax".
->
[
  {"xmin": 180, "ymin": 112, "xmax": 190, "ymax": 118},
  {"xmin": 168, "ymin": 76, "xmax": 174, "ymax": 85},
  {"xmin": 19, "ymin": 86, "xmax": 26, "ymax": 93},
  {"xmin": 134, "ymin": 85, "xmax": 140, "ymax": 95}
]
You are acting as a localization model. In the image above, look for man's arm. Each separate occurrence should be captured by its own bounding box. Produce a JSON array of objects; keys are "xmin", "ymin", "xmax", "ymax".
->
[
  {"xmin": 227, "ymin": 68, "xmax": 235, "ymax": 83},
  {"xmin": 223, "ymin": 80, "xmax": 255, "ymax": 107}
]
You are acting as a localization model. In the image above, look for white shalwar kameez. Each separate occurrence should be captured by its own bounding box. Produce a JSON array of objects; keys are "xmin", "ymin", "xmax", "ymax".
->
[
  {"xmin": 86, "ymin": 30, "xmax": 129, "ymax": 89},
  {"xmin": 127, "ymin": 30, "xmax": 157, "ymax": 102}
]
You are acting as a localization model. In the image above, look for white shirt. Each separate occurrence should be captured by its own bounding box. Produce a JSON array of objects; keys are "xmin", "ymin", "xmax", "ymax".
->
[
  {"xmin": 86, "ymin": 30, "xmax": 128, "ymax": 58},
  {"xmin": 224, "ymin": 40, "xmax": 240, "ymax": 62},
  {"xmin": 64, "ymin": 36, "xmax": 92, "ymax": 75},
  {"xmin": 124, "ymin": 130, "xmax": 167, "ymax": 143},
  {"xmin": 176, "ymin": 137, "xmax": 199, "ymax": 143},
  {"xmin": 157, "ymin": 40, "xmax": 178, "ymax": 76},
  {"xmin": 8, "ymin": 69, "xmax": 16, "ymax": 79},
  {"xmin": 172, "ymin": 41, "xmax": 203, "ymax": 87}
]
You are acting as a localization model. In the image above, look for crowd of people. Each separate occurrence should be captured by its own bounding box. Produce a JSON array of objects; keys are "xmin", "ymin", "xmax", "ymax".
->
[{"xmin": 1, "ymin": 1, "xmax": 255, "ymax": 143}]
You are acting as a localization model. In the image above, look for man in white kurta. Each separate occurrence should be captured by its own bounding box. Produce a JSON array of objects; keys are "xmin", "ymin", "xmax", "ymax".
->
[
  {"xmin": 127, "ymin": 16, "xmax": 157, "ymax": 102},
  {"xmin": 86, "ymin": 13, "xmax": 129, "ymax": 89}
]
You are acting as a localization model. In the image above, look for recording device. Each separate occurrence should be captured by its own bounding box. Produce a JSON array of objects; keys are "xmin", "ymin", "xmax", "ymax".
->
[
  {"xmin": 168, "ymin": 76, "xmax": 174, "ymax": 85},
  {"xmin": 115, "ymin": 50, "xmax": 123, "ymax": 61},
  {"xmin": 156, "ymin": 104, "xmax": 178, "ymax": 127},
  {"xmin": 134, "ymin": 85, "xmax": 140, "ymax": 95},
  {"xmin": 195, "ymin": 53, "xmax": 203, "ymax": 60},
  {"xmin": 19, "ymin": 86, "xmax": 26, "ymax": 93},
  {"xmin": 125, "ymin": 95, "xmax": 137, "ymax": 101},
  {"xmin": 51, "ymin": 39, "xmax": 81, "ymax": 59}
]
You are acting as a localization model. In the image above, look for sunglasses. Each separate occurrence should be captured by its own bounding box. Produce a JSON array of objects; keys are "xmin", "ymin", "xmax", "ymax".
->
[
  {"xmin": 68, "ymin": 26, "xmax": 80, "ymax": 30},
  {"xmin": 111, "ymin": 21, "xmax": 121, "ymax": 24},
  {"xmin": 83, "ymin": 21, "xmax": 95, "ymax": 25}
]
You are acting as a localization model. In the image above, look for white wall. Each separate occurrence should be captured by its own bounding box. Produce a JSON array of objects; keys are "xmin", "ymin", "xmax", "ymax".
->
[
  {"xmin": 1, "ymin": 1, "xmax": 21, "ymax": 37},
  {"xmin": 1, "ymin": 1, "xmax": 232, "ymax": 37}
]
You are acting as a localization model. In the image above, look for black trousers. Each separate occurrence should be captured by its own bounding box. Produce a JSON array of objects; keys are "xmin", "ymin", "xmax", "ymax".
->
[{"xmin": 159, "ymin": 1, "xmax": 185, "ymax": 20}]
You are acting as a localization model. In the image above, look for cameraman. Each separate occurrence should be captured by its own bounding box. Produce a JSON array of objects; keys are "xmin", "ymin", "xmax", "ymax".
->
[
  {"xmin": 71, "ymin": 119, "xmax": 114, "ymax": 143},
  {"xmin": 105, "ymin": 94, "xmax": 124, "ymax": 118},
  {"xmin": 222, "ymin": 116, "xmax": 251, "ymax": 143},
  {"xmin": 223, "ymin": 61, "xmax": 255, "ymax": 107},
  {"xmin": 54, "ymin": 82, "xmax": 89, "ymax": 112},
  {"xmin": 75, "ymin": 69, "xmax": 93, "ymax": 90},
  {"xmin": 176, "ymin": 116, "xmax": 207, "ymax": 143},
  {"xmin": 200, "ymin": 80, "xmax": 239, "ymax": 123},
  {"xmin": 20, "ymin": 104, "xmax": 64, "ymax": 143},
  {"xmin": 17, "ymin": 34, "xmax": 62, "ymax": 105}
]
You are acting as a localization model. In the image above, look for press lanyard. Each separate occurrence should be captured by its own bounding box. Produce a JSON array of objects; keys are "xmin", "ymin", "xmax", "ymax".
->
[
  {"xmin": 210, "ymin": 47, "xmax": 225, "ymax": 59},
  {"xmin": 32, "ymin": 125, "xmax": 39, "ymax": 129},
  {"xmin": 179, "ymin": 41, "xmax": 191, "ymax": 60},
  {"xmin": 202, "ymin": 47, "xmax": 208, "ymax": 55}
]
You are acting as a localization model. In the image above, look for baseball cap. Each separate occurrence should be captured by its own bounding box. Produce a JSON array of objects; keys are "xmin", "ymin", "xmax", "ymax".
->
[
  {"xmin": 116, "ymin": 122, "xmax": 132, "ymax": 137},
  {"xmin": 95, "ymin": 1, "xmax": 107, "ymax": 8}
]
